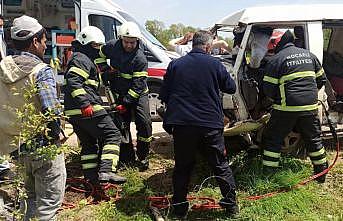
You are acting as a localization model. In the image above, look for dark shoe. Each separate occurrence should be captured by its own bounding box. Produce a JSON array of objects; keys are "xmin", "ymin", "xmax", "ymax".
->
[
  {"xmin": 135, "ymin": 159, "xmax": 149, "ymax": 172},
  {"xmin": 98, "ymin": 172, "xmax": 127, "ymax": 184},
  {"xmin": 219, "ymin": 198, "xmax": 239, "ymax": 218},
  {"xmin": 313, "ymin": 162, "xmax": 328, "ymax": 183},
  {"xmin": 171, "ymin": 201, "xmax": 189, "ymax": 220}
]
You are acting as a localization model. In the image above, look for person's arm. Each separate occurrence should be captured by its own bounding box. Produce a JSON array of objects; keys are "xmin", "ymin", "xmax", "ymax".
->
[
  {"xmin": 64, "ymin": 60, "xmax": 91, "ymax": 108},
  {"xmin": 312, "ymin": 53, "xmax": 327, "ymax": 89},
  {"xmin": 212, "ymin": 40, "xmax": 232, "ymax": 54},
  {"xmin": 262, "ymin": 61, "xmax": 279, "ymax": 99},
  {"xmin": 168, "ymin": 36, "xmax": 184, "ymax": 49},
  {"xmin": 35, "ymin": 66, "xmax": 61, "ymax": 140},
  {"xmin": 218, "ymin": 62, "xmax": 236, "ymax": 94},
  {"xmin": 122, "ymin": 55, "xmax": 149, "ymax": 106}
]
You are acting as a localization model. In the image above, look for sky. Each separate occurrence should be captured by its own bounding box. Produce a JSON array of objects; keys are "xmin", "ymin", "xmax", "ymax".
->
[{"xmin": 114, "ymin": 0, "xmax": 343, "ymax": 29}]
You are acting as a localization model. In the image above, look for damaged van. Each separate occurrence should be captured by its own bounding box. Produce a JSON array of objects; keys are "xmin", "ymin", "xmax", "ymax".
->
[{"xmin": 211, "ymin": 4, "xmax": 343, "ymax": 153}]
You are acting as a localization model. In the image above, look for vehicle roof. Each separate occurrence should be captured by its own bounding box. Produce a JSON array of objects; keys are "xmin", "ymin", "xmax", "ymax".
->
[
  {"xmin": 82, "ymin": 0, "xmax": 123, "ymax": 11},
  {"xmin": 216, "ymin": 4, "xmax": 343, "ymax": 26}
]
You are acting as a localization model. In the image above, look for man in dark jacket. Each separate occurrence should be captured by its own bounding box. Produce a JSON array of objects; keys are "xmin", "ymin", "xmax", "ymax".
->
[
  {"xmin": 96, "ymin": 22, "xmax": 152, "ymax": 171},
  {"xmin": 262, "ymin": 30, "xmax": 328, "ymax": 182},
  {"xmin": 64, "ymin": 26, "xmax": 126, "ymax": 185},
  {"xmin": 160, "ymin": 30, "xmax": 238, "ymax": 218}
]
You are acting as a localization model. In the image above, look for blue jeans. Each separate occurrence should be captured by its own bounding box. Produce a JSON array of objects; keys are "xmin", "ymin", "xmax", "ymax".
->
[{"xmin": 20, "ymin": 153, "xmax": 66, "ymax": 221}]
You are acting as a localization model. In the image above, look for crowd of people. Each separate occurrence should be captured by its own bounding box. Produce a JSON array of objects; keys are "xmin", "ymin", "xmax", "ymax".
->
[{"xmin": 0, "ymin": 13, "xmax": 333, "ymax": 220}]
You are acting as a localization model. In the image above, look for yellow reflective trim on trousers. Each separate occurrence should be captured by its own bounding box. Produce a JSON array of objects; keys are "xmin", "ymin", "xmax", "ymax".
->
[
  {"xmin": 312, "ymin": 157, "xmax": 327, "ymax": 165},
  {"xmin": 309, "ymin": 147, "xmax": 325, "ymax": 157},
  {"xmin": 263, "ymin": 75, "xmax": 279, "ymax": 84},
  {"xmin": 263, "ymin": 150, "xmax": 281, "ymax": 158},
  {"xmin": 279, "ymin": 71, "xmax": 316, "ymax": 84},
  {"xmin": 64, "ymin": 104, "xmax": 104, "ymax": 116},
  {"xmin": 262, "ymin": 160, "xmax": 279, "ymax": 167},
  {"xmin": 128, "ymin": 89, "xmax": 139, "ymax": 98},
  {"xmin": 103, "ymin": 144, "xmax": 120, "ymax": 151},
  {"xmin": 273, "ymin": 103, "xmax": 319, "ymax": 112},
  {"xmin": 137, "ymin": 136, "xmax": 152, "ymax": 142},
  {"xmin": 94, "ymin": 57, "xmax": 106, "ymax": 64},
  {"xmin": 81, "ymin": 154, "xmax": 98, "ymax": 161},
  {"xmin": 316, "ymin": 68, "xmax": 324, "ymax": 78},
  {"xmin": 101, "ymin": 154, "xmax": 119, "ymax": 160},
  {"xmin": 101, "ymin": 154, "xmax": 120, "ymax": 171},
  {"xmin": 71, "ymin": 88, "xmax": 87, "ymax": 98},
  {"xmin": 69, "ymin": 67, "xmax": 89, "ymax": 79},
  {"xmin": 85, "ymin": 79, "xmax": 99, "ymax": 87},
  {"xmin": 133, "ymin": 71, "xmax": 148, "ymax": 77},
  {"xmin": 82, "ymin": 163, "xmax": 98, "ymax": 170},
  {"xmin": 120, "ymin": 73, "xmax": 132, "ymax": 79},
  {"xmin": 99, "ymin": 46, "xmax": 106, "ymax": 58}
]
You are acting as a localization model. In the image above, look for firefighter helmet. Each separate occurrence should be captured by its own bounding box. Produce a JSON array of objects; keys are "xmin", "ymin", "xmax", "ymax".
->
[
  {"xmin": 118, "ymin": 22, "xmax": 141, "ymax": 39},
  {"xmin": 76, "ymin": 26, "xmax": 105, "ymax": 45}
]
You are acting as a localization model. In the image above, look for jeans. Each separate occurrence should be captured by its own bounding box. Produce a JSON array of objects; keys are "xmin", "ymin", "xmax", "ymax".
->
[{"xmin": 20, "ymin": 153, "xmax": 66, "ymax": 221}]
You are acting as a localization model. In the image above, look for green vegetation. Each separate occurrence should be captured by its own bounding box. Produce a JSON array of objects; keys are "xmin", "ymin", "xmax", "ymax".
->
[{"xmin": 57, "ymin": 144, "xmax": 343, "ymax": 221}]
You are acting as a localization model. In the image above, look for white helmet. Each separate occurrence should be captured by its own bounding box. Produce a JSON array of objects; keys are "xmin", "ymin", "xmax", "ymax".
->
[
  {"xmin": 119, "ymin": 22, "xmax": 141, "ymax": 39},
  {"xmin": 76, "ymin": 26, "xmax": 105, "ymax": 45}
]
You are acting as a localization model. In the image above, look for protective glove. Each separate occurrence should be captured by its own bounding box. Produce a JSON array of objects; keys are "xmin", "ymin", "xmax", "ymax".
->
[
  {"xmin": 81, "ymin": 105, "xmax": 93, "ymax": 117},
  {"xmin": 115, "ymin": 105, "xmax": 127, "ymax": 114}
]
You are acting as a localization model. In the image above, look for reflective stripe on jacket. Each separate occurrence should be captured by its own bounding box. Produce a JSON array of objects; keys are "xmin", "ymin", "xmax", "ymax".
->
[
  {"xmin": 263, "ymin": 43, "xmax": 326, "ymax": 112},
  {"xmin": 63, "ymin": 52, "xmax": 106, "ymax": 117}
]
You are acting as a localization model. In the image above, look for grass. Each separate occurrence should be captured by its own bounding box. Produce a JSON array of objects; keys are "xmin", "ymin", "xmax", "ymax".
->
[{"xmin": 57, "ymin": 140, "xmax": 343, "ymax": 221}]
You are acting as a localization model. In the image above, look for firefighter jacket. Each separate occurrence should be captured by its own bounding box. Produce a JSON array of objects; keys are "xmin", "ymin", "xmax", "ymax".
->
[
  {"xmin": 64, "ymin": 51, "xmax": 107, "ymax": 118},
  {"xmin": 263, "ymin": 42, "xmax": 326, "ymax": 112},
  {"xmin": 96, "ymin": 39, "xmax": 148, "ymax": 106}
]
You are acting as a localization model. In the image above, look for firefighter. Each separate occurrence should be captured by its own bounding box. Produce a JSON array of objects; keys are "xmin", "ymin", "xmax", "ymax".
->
[
  {"xmin": 64, "ymin": 26, "xmax": 126, "ymax": 184},
  {"xmin": 96, "ymin": 22, "xmax": 152, "ymax": 171},
  {"xmin": 262, "ymin": 30, "xmax": 328, "ymax": 183}
]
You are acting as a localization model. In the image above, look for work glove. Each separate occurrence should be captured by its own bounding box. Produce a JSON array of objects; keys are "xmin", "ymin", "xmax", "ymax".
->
[
  {"xmin": 115, "ymin": 105, "xmax": 127, "ymax": 114},
  {"xmin": 81, "ymin": 105, "xmax": 93, "ymax": 117}
]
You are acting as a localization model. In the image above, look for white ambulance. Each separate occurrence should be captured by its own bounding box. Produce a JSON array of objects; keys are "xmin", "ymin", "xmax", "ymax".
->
[{"xmin": 1, "ymin": 0, "xmax": 175, "ymax": 120}]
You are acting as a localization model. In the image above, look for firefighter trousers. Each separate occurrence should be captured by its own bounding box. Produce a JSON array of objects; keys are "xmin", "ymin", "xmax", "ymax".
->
[
  {"xmin": 172, "ymin": 126, "xmax": 237, "ymax": 213},
  {"xmin": 69, "ymin": 114, "xmax": 121, "ymax": 182},
  {"xmin": 120, "ymin": 94, "xmax": 152, "ymax": 163},
  {"xmin": 262, "ymin": 110, "xmax": 327, "ymax": 168}
]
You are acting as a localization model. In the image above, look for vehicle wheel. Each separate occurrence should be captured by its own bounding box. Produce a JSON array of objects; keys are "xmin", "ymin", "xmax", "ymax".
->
[{"xmin": 148, "ymin": 83, "xmax": 164, "ymax": 121}]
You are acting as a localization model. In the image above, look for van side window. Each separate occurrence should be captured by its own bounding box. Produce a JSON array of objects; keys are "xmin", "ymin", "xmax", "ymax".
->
[{"xmin": 89, "ymin": 15, "xmax": 121, "ymax": 41}]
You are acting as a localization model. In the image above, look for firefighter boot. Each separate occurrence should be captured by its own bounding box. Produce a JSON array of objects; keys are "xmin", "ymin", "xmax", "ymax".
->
[
  {"xmin": 136, "ymin": 142, "xmax": 150, "ymax": 171},
  {"xmin": 98, "ymin": 172, "xmax": 127, "ymax": 184},
  {"xmin": 219, "ymin": 198, "xmax": 239, "ymax": 219},
  {"xmin": 313, "ymin": 162, "xmax": 328, "ymax": 183}
]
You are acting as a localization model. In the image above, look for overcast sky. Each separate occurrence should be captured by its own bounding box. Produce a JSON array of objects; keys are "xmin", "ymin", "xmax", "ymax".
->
[{"xmin": 114, "ymin": 0, "xmax": 343, "ymax": 28}]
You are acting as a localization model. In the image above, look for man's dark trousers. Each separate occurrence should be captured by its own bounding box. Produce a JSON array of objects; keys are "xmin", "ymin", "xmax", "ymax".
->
[{"xmin": 172, "ymin": 125, "xmax": 237, "ymax": 214}]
